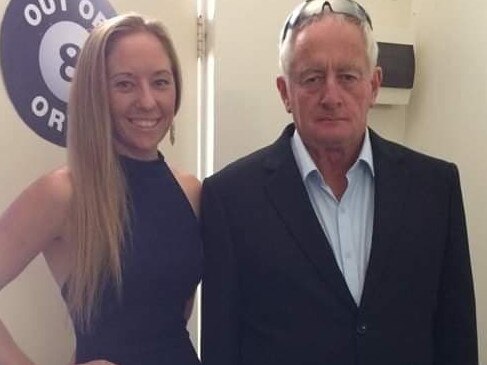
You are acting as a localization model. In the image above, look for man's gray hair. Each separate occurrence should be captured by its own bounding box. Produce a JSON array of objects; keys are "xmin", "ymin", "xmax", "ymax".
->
[{"xmin": 278, "ymin": 12, "xmax": 379, "ymax": 76}]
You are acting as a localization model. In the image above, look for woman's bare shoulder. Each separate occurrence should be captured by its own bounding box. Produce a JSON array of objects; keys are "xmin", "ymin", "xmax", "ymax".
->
[
  {"xmin": 169, "ymin": 166, "xmax": 201, "ymax": 217},
  {"xmin": 35, "ymin": 166, "xmax": 73, "ymax": 205},
  {"xmin": 3, "ymin": 166, "xmax": 73, "ymax": 224}
]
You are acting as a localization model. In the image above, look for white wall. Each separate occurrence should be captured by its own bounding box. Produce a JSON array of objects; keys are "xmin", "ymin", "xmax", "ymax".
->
[
  {"xmin": 212, "ymin": 0, "xmax": 291, "ymax": 170},
  {"xmin": 408, "ymin": 0, "xmax": 487, "ymax": 362}
]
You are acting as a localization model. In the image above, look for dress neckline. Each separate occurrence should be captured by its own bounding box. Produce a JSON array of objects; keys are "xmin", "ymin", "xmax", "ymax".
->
[{"xmin": 119, "ymin": 152, "xmax": 166, "ymax": 178}]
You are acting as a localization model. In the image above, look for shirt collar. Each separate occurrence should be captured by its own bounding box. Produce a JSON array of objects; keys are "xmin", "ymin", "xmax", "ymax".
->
[{"xmin": 291, "ymin": 127, "xmax": 375, "ymax": 181}]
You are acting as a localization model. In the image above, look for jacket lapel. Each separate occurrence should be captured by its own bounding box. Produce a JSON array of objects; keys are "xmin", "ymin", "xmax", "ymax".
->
[
  {"xmin": 361, "ymin": 130, "xmax": 410, "ymax": 307},
  {"xmin": 263, "ymin": 125, "xmax": 357, "ymax": 310}
]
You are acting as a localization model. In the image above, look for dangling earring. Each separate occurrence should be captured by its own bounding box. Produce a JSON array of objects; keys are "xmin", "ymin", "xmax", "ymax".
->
[{"xmin": 169, "ymin": 124, "xmax": 176, "ymax": 146}]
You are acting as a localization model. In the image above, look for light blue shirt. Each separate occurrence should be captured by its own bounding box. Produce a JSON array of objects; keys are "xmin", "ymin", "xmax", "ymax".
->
[{"xmin": 291, "ymin": 129, "xmax": 375, "ymax": 305}]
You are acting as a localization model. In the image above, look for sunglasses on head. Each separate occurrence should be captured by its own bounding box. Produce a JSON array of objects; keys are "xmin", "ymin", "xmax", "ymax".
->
[{"xmin": 280, "ymin": 0, "xmax": 373, "ymax": 43}]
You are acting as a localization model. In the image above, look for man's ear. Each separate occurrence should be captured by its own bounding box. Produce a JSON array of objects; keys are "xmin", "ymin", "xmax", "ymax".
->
[
  {"xmin": 370, "ymin": 66, "xmax": 383, "ymax": 106},
  {"xmin": 276, "ymin": 76, "xmax": 291, "ymax": 113}
]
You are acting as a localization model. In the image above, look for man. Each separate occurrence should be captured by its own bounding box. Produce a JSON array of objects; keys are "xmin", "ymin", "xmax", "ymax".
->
[{"xmin": 201, "ymin": 1, "xmax": 478, "ymax": 364}]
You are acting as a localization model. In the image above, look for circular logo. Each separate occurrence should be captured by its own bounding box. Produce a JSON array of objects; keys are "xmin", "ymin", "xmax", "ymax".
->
[{"xmin": 1, "ymin": 0, "xmax": 117, "ymax": 147}]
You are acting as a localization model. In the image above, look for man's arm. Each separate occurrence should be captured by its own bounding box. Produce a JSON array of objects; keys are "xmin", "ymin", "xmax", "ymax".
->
[
  {"xmin": 201, "ymin": 180, "xmax": 240, "ymax": 365},
  {"xmin": 433, "ymin": 164, "xmax": 478, "ymax": 365}
]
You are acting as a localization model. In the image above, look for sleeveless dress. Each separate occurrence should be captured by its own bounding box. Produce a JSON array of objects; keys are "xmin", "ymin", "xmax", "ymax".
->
[{"xmin": 74, "ymin": 154, "xmax": 202, "ymax": 365}]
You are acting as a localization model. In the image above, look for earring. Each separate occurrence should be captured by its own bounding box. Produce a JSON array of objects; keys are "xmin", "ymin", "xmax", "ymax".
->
[{"xmin": 169, "ymin": 124, "xmax": 175, "ymax": 145}]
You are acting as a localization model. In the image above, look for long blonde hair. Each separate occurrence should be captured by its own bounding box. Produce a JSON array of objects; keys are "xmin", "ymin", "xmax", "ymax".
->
[{"xmin": 66, "ymin": 13, "xmax": 182, "ymax": 332}]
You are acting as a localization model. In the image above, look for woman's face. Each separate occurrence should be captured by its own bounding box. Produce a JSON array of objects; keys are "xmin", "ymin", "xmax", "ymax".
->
[{"xmin": 107, "ymin": 31, "xmax": 176, "ymax": 160}]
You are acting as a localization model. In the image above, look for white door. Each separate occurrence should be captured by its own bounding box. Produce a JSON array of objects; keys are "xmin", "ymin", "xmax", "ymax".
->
[
  {"xmin": 210, "ymin": 0, "xmax": 297, "ymax": 171},
  {"xmin": 0, "ymin": 0, "xmax": 198, "ymax": 364}
]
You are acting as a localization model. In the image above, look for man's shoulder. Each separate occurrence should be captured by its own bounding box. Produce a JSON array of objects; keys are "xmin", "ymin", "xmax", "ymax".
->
[
  {"xmin": 371, "ymin": 130, "xmax": 455, "ymax": 170},
  {"xmin": 206, "ymin": 143, "xmax": 277, "ymax": 186}
]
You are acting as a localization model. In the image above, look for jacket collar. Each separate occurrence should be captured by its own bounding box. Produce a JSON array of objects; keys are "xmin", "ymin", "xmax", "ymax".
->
[{"xmin": 262, "ymin": 124, "xmax": 410, "ymax": 310}]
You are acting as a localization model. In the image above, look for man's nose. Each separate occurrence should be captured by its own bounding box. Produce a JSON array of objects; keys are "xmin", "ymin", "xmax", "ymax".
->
[{"xmin": 319, "ymin": 76, "xmax": 342, "ymax": 107}]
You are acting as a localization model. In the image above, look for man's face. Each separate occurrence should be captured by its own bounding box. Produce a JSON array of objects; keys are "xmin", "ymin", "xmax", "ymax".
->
[{"xmin": 277, "ymin": 16, "xmax": 382, "ymax": 155}]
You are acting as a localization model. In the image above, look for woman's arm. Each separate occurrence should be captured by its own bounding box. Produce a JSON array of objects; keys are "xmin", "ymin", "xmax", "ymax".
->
[
  {"xmin": 0, "ymin": 168, "xmax": 72, "ymax": 365},
  {"xmin": 171, "ymin": 169, "xmax": 201, "ymax": 325}
]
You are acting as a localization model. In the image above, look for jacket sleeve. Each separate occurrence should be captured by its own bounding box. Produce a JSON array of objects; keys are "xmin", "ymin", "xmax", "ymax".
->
[
  {"xmin": 201, "ymin": 179, "xmax": 240, "ymax": 365},
  {"xmin": 433, "ymin": 164, "xmax": 478, "ymax": 365}
]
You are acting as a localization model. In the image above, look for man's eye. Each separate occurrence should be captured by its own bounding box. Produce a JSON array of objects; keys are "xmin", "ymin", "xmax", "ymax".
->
[
  {"xmin": 340, "ymin": 73, "xmax": 358, "ymax": 82},
  {"xmin": 302, "ymin": 75, "xmax": 323, "ymax": 85}
]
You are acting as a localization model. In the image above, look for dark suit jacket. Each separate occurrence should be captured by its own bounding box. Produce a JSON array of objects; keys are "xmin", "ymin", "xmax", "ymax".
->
[{"xmin": 201, "ymin": 124, "xmax": 477, "ymax": 365}]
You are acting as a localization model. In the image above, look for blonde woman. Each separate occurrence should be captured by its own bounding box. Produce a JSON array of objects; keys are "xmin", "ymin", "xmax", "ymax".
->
[{"xmin": 0, "ymin": 14, "xmax": 201, "ymax": 365}]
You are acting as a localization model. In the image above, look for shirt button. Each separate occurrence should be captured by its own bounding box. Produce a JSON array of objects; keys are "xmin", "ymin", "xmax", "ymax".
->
[{"xmin": 357, "ymin": 323, "xmax": 367, "ymax": 335}]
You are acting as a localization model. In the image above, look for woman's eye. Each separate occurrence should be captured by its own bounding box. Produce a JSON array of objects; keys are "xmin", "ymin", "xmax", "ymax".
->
[
  {"xmin": 115, "ymin": 80, "xmax": 134, "ymax": 91},
  {"xmin": 154, "ymin": 78, "xmax": 172, "ymax": 88}
]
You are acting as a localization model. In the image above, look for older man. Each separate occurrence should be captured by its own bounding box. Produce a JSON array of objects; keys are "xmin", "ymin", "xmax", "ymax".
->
[{"xmin": 201, "ymin": 1, "xmax": 478, "ymax": 364}]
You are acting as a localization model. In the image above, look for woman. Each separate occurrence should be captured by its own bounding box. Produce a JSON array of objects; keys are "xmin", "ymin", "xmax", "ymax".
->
[{"xmin": 0, "ymin": 14, "xmax": 201, "ymax": 365}]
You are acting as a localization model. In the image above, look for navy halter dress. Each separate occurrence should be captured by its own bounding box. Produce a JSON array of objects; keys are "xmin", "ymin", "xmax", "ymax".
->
[{"xmin": 74, "ymin": 154, "xmax": 202, "ymax": 365}]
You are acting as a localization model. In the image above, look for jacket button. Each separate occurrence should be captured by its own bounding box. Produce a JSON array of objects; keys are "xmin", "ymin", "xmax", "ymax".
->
[{"xmin": 357, "ymin": 323, "xmax": 367, "ymax": 335}]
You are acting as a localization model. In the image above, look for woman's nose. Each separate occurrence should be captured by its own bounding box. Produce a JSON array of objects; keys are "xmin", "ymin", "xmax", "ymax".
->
[{"xmin": 136, "ymin": 83, "xmax": 157, "ymax": 110}]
